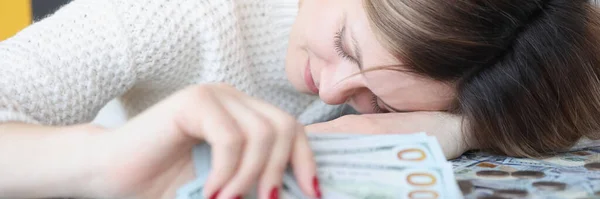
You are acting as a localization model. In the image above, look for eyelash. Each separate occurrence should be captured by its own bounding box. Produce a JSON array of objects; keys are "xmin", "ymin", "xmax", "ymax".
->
[
  {"xmin": 370, "ymin": 94, "xmax": 387, "ymax": 113},
  {"xmin": 335, "ymin": 28, "xmax": 384, "ymax": 113},
  {"xmin": 334, "ymin": 28, "xmax": 358, "ymax": 65}
]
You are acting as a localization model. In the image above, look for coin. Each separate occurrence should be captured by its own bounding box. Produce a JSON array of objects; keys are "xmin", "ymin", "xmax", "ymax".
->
[
  {"xmin": 477, "ymin": 196, "xmax": 508, "ymax": 199},
  {"xmin": 572, "ymin": 151, "xmax": 591, "ymax": 156},
  {"xmin": 511, "ymin": 170, "xmax": 545, "ymax": 179},
  {"xmin": 457, "ymin": 180, "xmax": 474, "ymax": 195},
  {"xmin": 477, "ymin": 162, "xmax": 498, "ymax": 168},
  {"xmin": 476, "ymin": 170, "xmax": 510, "ymax": 178},
  {"xmin": 532, "ymin": 181, "xmax": 567, "ymax": 191},
  {"xmin": 493, "ymin": 189, "xmax": 528, "ymax": 198},
  {"xmin": 584, "ymin": 162, "xmax": 600, "ymax": 171}
]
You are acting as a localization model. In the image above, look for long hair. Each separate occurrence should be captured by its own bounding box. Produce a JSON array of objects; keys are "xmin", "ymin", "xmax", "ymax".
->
[{"xmin": 365, "ymin": 0, "xmax": 600, "ymax": 157}]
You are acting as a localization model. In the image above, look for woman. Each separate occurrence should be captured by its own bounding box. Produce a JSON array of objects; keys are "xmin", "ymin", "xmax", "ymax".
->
[{"xmin": 1, "ymin": 0, "xmax": 599, "ymax": 198}]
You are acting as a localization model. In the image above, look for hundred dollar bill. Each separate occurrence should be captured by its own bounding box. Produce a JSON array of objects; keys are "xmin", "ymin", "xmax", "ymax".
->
[
  {"xmin": 180, "ymin": 133, "xmax": 460, "ymax": 199},
  {"xmin": 178, "ymin": 142, "xmax": 260, "ymax": 199},
  {"xmin": 453, "ymin": 147, "xmax": 600, "ymax": 199},
  {"xmin": 314, "ymin": 163, "xmax": 459, "ymax": 199},
  {"xmin": 176, "ymin": 143, "xmax": 210, "ymax": 199},
  {"xmin": 286, "ymin": 133, "xmax": 460, "ymax": 199},
  {"xmin": 309, "ymin": 133, "xmax": 447, "ymax": 167},
  {"xmin": 282, "ymin": 161, "xmax": 460, "ymax": 199}
]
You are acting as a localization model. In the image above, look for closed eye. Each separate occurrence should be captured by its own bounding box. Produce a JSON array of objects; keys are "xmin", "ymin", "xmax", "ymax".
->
[
  {"xmin": 370, "ymin": 94, "xmax": 388, "ymax": 113},
  {"xmin": 334, "ymin": 26, "xmax": 359, "ymax": 66}
]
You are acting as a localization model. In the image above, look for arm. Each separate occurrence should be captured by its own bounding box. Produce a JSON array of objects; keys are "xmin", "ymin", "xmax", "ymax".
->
[
  {"xmin": 0, "ymin": 0, "xmax": 136, "ymax": 125},
  {"xmin": 306, "ymin": 112, "xmax": 474, "ymax": 159},
  {"xmin": 0, "ymin": 0, "xmax": 214, "ymax": 125},
  {"xmin": 0, "ymin": 123, "xmax": 108, "ymax": 198},
  {"xmin": 0, "ymin": 2, "xmax": 136, "ymax": 195},
  {"xmin": 0, "ymin": 0, "xmax": 215, "ymax": 197},
  {"xmin": 0, "ymin": 1, "xmax": 137, "ymax": 196}
]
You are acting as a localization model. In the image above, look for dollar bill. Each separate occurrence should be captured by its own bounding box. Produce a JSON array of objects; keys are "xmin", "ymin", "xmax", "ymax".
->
[
  {"xmin": 178, "ymin": 133, "xmax": 460, "ymax": 199},
  {"xmin": 176, "ymin": 143, "xmax": 210, "ymax": 199},
  {"xmin": 315, "ymin": 162, "xmax": 459, "ymax": 199},
  {"xmin": 453, "ymin": 147, "xmax": 600, "ymax": 199},
  {"xmin": 309, "ymin": 133, "xmax": 447, "ymax": 167}
]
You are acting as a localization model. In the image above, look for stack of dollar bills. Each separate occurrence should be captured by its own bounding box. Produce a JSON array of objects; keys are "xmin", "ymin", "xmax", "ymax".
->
[{"xmin": 177, "ymin": 133, "xmax": 461, "ymax": 199}]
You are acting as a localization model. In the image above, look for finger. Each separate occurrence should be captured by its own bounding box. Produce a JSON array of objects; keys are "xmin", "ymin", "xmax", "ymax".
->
[
  {"xmin": 253, "ymin": 111, "xmax": 298, "ymax": 199},
  {"xmin": 179, "ymin": 91, "xmax": 244, "ymax": 199},
  {"xmin": 216, "ymin": 98, "xmax": 277, "ymax": 199},
  {"xmin": 290, "ymin": 127, "xmax": 321, "ymax": 198},
  {"xmin": 238, "ymin": 96, "xmax": 319, "ymax": 199}
]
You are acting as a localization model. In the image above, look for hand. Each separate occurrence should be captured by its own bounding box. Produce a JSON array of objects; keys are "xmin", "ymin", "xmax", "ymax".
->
[
  {"xmin": 305, "ymin": 112, "xmax": 471, "ymax": 159},
  {"xmin": 89, "ymin": 84, "xmax": 320, "ymax": 199}
]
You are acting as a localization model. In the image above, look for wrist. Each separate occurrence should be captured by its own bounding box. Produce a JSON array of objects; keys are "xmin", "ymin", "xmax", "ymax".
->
[
  {"xmin": 70, "ymin": 124, "xmax": 125, "ymax": 198},
  {"xmin": 53, "ymin": 124, "xmax": 112, "ymax": 198},
  {"xmin": 35, "ymin": 124, "xmax": 115, "ymax": 198},
  {"xmin": 0, "ymin": 123, "xmax": 110, "ymax": 198}
]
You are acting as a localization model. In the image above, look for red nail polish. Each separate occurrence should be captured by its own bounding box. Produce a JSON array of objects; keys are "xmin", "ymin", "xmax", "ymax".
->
[
  {"xmin": 269, "ymin": 187, "xmax": 279, "ymax": 199},
  {"xmin": 313, "ymin": 176, "xmax": 322, "ymax": 199},
  {"xmin": 209, "ymin": 190, "xmax": 220, "ymax": 199}
]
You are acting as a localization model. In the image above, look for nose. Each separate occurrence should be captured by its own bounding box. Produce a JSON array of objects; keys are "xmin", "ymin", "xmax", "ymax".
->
[{"xmin": 317, "ymin": 61, "xmax": 367, "ymax": 105}]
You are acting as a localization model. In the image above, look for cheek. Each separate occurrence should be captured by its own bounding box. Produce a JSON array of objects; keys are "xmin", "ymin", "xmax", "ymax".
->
[
  {"xmin": 384, "ymin": 84, "xmax": 456, "ymax": 111},
  {"xmin": 367, "ymin": 72, "xmax": 456, "ymax": 111}
]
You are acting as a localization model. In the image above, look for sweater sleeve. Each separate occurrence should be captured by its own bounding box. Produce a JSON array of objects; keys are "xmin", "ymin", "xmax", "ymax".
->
[{"xmin": 0, "ymin": 0, "xmax": 212, "ymax": 125}]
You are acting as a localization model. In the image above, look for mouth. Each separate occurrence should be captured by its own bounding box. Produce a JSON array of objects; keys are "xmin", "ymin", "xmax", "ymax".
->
[{"xmin": 304, "ymin": 58, "xmax": 319, "ymax": 95}]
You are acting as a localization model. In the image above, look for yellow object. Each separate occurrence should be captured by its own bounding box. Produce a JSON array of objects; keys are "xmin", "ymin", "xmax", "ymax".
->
[{"xmin": 0, "ymin": 0, "xmax": 32, "ymax": 41}]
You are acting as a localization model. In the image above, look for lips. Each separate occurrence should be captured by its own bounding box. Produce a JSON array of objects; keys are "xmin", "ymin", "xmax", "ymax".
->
[{"xmin": 304, "ymin": 58, "xmax": 319, "ymax": 94}]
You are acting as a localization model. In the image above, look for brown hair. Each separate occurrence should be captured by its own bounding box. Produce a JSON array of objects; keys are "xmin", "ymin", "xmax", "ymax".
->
[{"xmin": 364, "ymin": 0, "xmax": 600, "ymax": 157}]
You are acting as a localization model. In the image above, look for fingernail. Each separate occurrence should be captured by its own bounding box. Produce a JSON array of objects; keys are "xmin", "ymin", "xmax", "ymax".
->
[
  {"xmin": 269, "ymin": 187, "xmax": 279, "ymax": 199},
  {"xmin": 313, "ymin": 176, "xmax": 322, "ymax": 199},
  {"xmin": 233, "ymin": 195, "xmax": 242, "ymax": 199},
  {"xmin": 209, "ymin": 190, "xmax": 220, "ymax": 199}
]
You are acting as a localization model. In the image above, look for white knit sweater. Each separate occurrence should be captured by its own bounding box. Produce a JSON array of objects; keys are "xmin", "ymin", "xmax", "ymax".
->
[{"xmin": 0, "ymin": 0, "xmax": 346, "ymax": 126}]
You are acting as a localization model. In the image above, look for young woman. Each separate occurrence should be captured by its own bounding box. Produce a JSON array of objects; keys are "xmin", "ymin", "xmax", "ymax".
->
[{"xmin": 1, "ymin": 0, "xmax": 599, "ymax": 198}]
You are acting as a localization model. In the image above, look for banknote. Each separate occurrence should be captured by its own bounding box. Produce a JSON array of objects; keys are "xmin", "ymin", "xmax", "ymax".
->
[
  {"xmin": 176, "ymin": 143, "xmax": 209, "ymax": 199},
  {"xmin": 177, "ymin": 132, "xmax": 460, "ymax": 199},
  {"xmin": 309, "ymin": 133, "xmax": 447, "ymax": 167},
  {"xmin": 314, "ymin": 162, "xmax": 458, "ymax": 199},
  {"xmin": 177, "ymin": 143, "xmax": 260, "ymax": 199},
  {"xmin": 452, "ymin": 147, "xmax": 600, "ymax": 199},
  {"xmin": 177, "ymin": 134, "xmax": 600, "ymax": 199}
]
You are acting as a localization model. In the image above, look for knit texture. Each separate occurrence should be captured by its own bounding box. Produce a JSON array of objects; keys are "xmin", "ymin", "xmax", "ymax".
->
[{"xmin": 0, "ymin": 0, "xmax": 345, "ymax": 126}]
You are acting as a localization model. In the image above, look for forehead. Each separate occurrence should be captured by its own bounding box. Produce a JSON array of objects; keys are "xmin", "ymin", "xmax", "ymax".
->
[{"xmin": 346, "ymin": 0, "xmax": 399, "ymax": 70}]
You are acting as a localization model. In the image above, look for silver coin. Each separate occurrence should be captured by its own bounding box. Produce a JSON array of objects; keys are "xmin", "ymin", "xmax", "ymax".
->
[
  {"xmin": 457, "ymin": 180, "xmax": 474, "ymax": 195},
  {"xmin": 511, "ymin": 170, "xmax": 545, "ymax": 179},
  {"xmin": 532, "ymin": 181, "xmax": 567, "ymax": 191},
  {"xmin": 493, "ymin": 189, "xmax": 529, "ymax": 198},
  {"xmin": 476, "ymin": 170, "xmax": 510, "ymax": 178},
  {"xmin": 584, "ymin": 162, "xmax": 600, "ymax": 171}
]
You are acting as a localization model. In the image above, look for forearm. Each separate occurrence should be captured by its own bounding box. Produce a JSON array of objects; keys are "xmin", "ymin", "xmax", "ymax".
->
[{"xmin": 0, "ymin": 123, "xmax": 106, "ymax": 198}]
